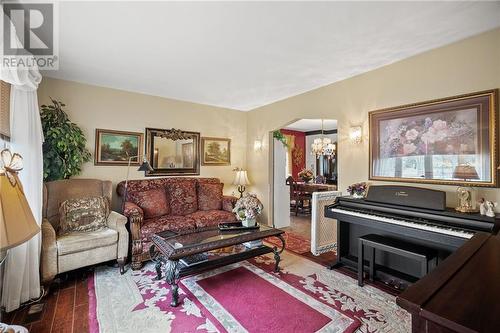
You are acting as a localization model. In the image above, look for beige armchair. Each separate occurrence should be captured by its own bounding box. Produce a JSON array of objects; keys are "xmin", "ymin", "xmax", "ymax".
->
[{"xmin": 41, "ymin": 179, "xmax": 129, "ymax": 283}]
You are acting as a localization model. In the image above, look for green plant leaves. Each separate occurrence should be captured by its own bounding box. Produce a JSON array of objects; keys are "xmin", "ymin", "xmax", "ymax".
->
[
  {"xmin": 40, "ymin": 98, "xmax": 91, "ymax": 182},
  {"xmin": 272, "ymin": 130, "xmax": 288, "ymax": 147}
]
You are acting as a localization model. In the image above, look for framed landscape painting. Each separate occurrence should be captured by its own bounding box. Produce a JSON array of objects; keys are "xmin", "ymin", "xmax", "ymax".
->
[
  {"xmin": 95, "ymin": 129, "xmax": 144, "ymax": 166},
  {"xmin": 201, "ymin": 137, "xmax": 231, "ymax": 166},
  {"xmin": 369, "ymin": 89, "xmax": 498, "ymax": 187}
]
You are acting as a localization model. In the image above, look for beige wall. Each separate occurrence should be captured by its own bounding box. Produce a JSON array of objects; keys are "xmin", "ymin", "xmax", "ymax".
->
[
  {"xmin": 38, "ymin": 28, "xmax": 500, "ymax": 220},
  {"xmin": 38, "ymin": 78, "xmax": 247, "ymax": 209},
  {"xmin": 246, "ymin": 28, "xmax": 500, "ymax": 224}
]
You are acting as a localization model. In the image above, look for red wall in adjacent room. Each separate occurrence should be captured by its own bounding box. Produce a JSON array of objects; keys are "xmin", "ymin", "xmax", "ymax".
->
[{"xmin": 280, "ymin": 129, "xmax": 306, "ymax": 179}]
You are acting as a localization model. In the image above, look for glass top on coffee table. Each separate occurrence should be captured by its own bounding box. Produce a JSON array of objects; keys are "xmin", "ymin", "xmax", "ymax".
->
[{"xmin": 151, "ymin": 224, "xmax": 284, "ymax": 261}]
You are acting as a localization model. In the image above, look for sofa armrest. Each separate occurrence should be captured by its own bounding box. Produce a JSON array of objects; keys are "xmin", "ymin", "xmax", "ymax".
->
[
  {"xmin": 122, "ymin": 201, "xmax": 144, "ymax": 269},
  {"xmin": 123, "ymin": 201, "xmax": 143, "ymax": 218},
  {"xmin": 222, "ymin": 195, "xmax": 238, "ymax": 212},
  {"xmin": 41, "ymin": 219, "xmax": 57, "ymax": 283},
  {"xmin": 107, "ymin": 211, "xmax": 129, "ymax": 260}
]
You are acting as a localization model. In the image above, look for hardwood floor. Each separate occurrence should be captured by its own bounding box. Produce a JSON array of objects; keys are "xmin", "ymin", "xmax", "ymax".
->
[
  {"xmin": 282, "ymin": 214, "xmax": 312, "ymax": 239},
  {"xmin": 2, "ymin": 268, "xmax": 92, "ymax": 333}
]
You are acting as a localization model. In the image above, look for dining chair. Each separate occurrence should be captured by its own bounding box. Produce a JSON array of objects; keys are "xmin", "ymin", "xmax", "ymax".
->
[{"xmin": 286, "ymin": 176, "xmax": 312, "ymax": 216}]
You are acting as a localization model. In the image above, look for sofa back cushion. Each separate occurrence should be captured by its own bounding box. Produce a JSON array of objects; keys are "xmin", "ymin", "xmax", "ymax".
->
[
  {"xmin": 58, "ymin": 196, "xmax": 110, "ymax": 235},
  {"xmin": 116, "ymin": 177, "xmax": 220, "ymax": 199},
  {"xmin": 129, "ymin": 188, "xmax": 170, "ymax": 218},
  {"xmin": 167, "ymin": 179, "xmax": 198, "ymax": 215},
  {"xmin": 198, "ymin": 183, "xmax": 223, "ymax": 211}
]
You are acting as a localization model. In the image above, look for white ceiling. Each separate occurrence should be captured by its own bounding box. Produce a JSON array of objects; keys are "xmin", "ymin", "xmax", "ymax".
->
[
  {"xmin": 45, "ymin": 1, "xmax": 500, "ymax": 111},
  {"xmin": 284, "ymin": 119, "xmax": 337, "ymax": 132}
]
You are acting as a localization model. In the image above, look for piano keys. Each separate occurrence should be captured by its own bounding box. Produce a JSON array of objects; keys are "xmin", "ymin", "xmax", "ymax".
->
[{"xmin": 325, "ymin": 185, "xmax": 497, "ymax": 286}]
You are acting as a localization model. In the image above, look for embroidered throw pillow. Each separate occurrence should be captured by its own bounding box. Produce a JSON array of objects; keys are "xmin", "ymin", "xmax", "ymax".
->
[
  {"xmin": 128, "ymin": 188, "xmax": 170, "ymax": 218},
  {"xmin": 198, "ymin": 183, "xmax": 223, "ymax": 211},
  {"xmin": 59, "ymin": 196, "xmax": 110, "ymax": 235}
]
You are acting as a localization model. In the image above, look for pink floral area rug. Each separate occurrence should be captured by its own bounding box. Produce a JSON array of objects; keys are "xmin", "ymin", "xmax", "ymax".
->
[
  {"xmin": 89, "ymin": 251, "xmax": 410, "ymax": 333},
  {"xmin": 265, "ymin": 231, "xmax": 311, "ymax": 254}
]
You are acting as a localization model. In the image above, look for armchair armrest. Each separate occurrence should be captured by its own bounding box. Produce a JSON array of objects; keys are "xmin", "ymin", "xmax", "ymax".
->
[
  {"xmin": 107, "ymin": 211, "xmax": 129, "ymax": 260},
  {"xmin": 41, "ymin": 219, "xmax": 57, "ymax": 283},
  {"xmin": 222, "ymin": 195, "xmax": 238, "ymax": 212}
]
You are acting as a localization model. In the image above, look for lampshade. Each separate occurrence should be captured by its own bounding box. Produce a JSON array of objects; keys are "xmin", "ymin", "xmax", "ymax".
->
[
  {"xmin": 452, "ymin": 164, "xmax": 479, "ymax": 180},
  {"xmin": 0, "ymin": 174, "xmax": 40, "ymax": 251},
  {"xmin": 233, "ymin": 170, "xmax": 250, "ymax": 186},
  {"xmin": 138, "ymin": 159, "xmax": 153, "ymax": 172}
]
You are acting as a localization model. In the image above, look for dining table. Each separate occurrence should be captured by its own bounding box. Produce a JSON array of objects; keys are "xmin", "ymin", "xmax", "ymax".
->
[{"xmin": 295, "ymin": 182, "xmax": 337, "ymax": 193}]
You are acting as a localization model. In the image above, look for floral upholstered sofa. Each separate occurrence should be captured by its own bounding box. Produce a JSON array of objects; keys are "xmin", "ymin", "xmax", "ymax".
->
[{"xmin": 116, "ymin": 177, "xmax": 237, "ymax": 269}]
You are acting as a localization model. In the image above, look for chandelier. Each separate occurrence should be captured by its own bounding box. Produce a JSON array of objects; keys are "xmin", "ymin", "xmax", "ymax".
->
[{"xmin": 311, "ymin": 119, "xmax": 336, "ymax": 159}]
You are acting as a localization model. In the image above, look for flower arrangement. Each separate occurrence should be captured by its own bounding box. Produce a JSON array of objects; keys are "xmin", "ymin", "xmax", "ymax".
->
[
  {"xmin": 298, "ymin": 168, "xmax": 314, "ymax": 183},
  {"xmin": 233, "ymin": 193, "xmax": 263, "ymax": 225},
  {"xmin": 347, "ymin": 182, "xmax": 367, "ymax": 198}
]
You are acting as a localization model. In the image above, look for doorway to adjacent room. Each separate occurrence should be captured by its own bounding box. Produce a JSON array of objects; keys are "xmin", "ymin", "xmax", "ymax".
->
[{"xmin": 270, "ymin": 119, "xmax": 338, "ymax": 243}]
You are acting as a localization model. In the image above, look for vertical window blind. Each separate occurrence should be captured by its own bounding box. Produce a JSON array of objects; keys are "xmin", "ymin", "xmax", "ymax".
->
[{"xmin": 0, "ymin": 81, "xmax": 11, "ymax": 141}]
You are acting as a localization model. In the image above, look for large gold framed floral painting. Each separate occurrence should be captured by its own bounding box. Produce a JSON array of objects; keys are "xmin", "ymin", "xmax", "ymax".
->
[{"xmin": 369, "ymin": 89, "xmax": 498, "ymax": 187}]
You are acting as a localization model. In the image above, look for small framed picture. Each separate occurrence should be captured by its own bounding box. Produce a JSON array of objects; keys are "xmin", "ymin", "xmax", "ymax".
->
[
  {"xmin": 201, "ymin": 137, "xmax": 231, "ymax": 166},
  {"xmin": 95, "ymin": 129, "xmax": 144, "ymax": 166}
]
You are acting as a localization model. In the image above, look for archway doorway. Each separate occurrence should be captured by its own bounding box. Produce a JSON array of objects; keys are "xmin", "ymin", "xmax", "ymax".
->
[{"xmin": 270, "ymin": 119, "xmax": 338, "ymax": 241}]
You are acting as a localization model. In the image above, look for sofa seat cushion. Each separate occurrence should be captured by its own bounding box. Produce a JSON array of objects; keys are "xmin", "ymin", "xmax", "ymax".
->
[
  {"xmin": 198, "ymin": 183, "xmax": 223, "ymax": 211},
  {"xmin": 129, "ymin": 188, "xmax": 170, "ymax": 218},
  {"xmin": 167, "ymin": 180, "xmax": 198, "ymax": 215},
  {"xmin": 187, "ymin": 210, "xmax": 237, "ymax": 228},
  {"xmin": 141, "ymin": 215, "xmax": 196, "ymax": 241},
  {"xmin": 57, "ymin": 228, "xmax": 118, "ymax": 256}
]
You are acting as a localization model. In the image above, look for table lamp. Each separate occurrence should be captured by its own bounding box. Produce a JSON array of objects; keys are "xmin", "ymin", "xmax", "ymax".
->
[
  {"xmin": 0, "ymin": 149, "xmax": 39, "ymax": 333},
  {"xmin": 233, "ymin": 169, "xmax": 250, "ymax": 198},
  {"xmin": 453, "ymin": 164, "xmax": 479, "ymax": 213}
]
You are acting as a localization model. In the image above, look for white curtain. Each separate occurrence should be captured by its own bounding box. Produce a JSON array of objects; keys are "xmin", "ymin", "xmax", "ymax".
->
[{"xmin": 1, "ymin": 10, "xmax": 43, "ymax": 312}]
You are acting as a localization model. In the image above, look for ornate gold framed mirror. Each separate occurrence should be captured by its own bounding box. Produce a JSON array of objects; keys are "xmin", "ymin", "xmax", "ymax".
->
[{"xmin": 145, "ymin": 128, "xmax": 200, "ymax": 176}]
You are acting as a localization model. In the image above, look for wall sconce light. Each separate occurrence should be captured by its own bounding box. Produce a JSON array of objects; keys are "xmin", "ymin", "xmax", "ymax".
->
[
  {"xmin": 349, "ymin": 126, "xmax": 362, "ymax": 144},
  {"xmin": 254, "ymin": 139, "xmax": 263, "ymax": 151}
]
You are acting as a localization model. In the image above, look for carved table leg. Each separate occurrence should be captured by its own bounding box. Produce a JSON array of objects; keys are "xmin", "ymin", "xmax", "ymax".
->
[
  {"xmin": 273, "ymin": 247, "xmax": 281, "ymax": 272},
  {"xmin": 155, "ymin": 261, "xmax": 162, "ymax": 280},
  {"xmin": 272, "ymin": 234, "xmax": 286, "ymax": 273},
  {"xmin": 165, "ymin": 260, "xmax": 180, "ymax": 307},
  {"xmin": 149, "ymin": 245, "xmax": 164, "ymax": 280}
]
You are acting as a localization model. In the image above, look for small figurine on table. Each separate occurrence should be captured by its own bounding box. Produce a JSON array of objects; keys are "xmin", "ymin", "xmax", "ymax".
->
[
  {"xmin": 479, "ymin": 198, "xmax": 486, "ymax": 216},
  {"xmin": 484, "ymin": 200, "xmax": 497, "ymax": 217}
]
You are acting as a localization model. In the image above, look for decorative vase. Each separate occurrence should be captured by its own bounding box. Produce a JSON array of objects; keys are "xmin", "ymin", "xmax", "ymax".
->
[
  {"xmin": 352, "ymin": 193, "xmax": 364, "ymax": 199},
  {"xmin": 242, "ymin": 218, "xmax": 256, "ymax": 227}
]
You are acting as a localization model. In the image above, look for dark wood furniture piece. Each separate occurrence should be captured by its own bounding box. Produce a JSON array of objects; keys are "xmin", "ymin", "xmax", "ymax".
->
[
  {"xmin": 296, "ymin": 182, "xmax": 337, "ymax": 192},
  {"xmin": 150, "ymin": 225, "xmax": 285, "ymax": 307},
  {"xmin": 358, "ymin": 234, "xmax": 437, "ymax": 287},
  {"xmin": 286, "ymin": 176, "xmax": 337, "ymax": 216},
  {"xmin": 397, "ymin": 230, "xmax": 500, "ymax": 333},
  {"xmin": 286, "ymin": 176, "xmax": 313, "ymax": 216},
  {"xmin": 326, "ymin": 186, "xmax": 497, "ymax": 288}
]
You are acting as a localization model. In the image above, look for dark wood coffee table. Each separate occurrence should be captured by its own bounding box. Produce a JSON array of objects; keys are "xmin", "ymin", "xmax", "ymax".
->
[{"xmin": 149, "ymin": 225, "xmax": 285, "ymax": 307}]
